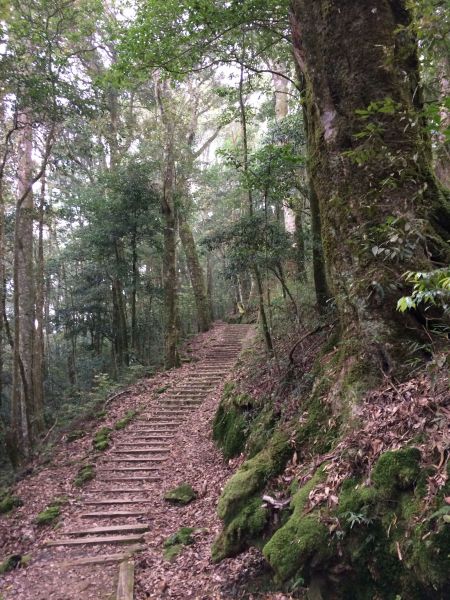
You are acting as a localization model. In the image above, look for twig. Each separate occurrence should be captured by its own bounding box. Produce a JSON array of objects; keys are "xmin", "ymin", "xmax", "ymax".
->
[{"xmin": 41, "ymin": 418, "xmax": 58, "ymax": 445}]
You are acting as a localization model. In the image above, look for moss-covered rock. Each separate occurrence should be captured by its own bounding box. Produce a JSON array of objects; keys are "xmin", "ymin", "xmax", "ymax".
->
[
  {"xmin": 371, "ymin": 447, "xmax": 421, "ymax": 497},
  {"xmin": 74, "ymin": 464, "xmax": 95, "ymax": 487},
  {"xmin": 217, "ymin": 432, "xmax": 290, "ymax": 524},
  {"xmin": 263, "ymin": 468, "xmax": 329, "ymax": 582},
  {"xmin": 213, "ymin": 383, "xmax": 257, "ymax": 459},
  {"xmin": 212, "ymin": 431, "xmax": 291, "ymax": 561},
  {"xmin": 212, "ymin": 497, "xmax": 268, "ymax": 562},
  {"xmin": 163, "ymin": 527, "xmax": 195, "ymax": 561},
  {"xmin": 164, "ymin": 483, "xmax": 197, "ymax": 505}
]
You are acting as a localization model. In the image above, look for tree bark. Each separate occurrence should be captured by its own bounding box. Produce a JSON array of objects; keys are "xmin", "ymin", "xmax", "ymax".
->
[
  {"xmin": 157, "ymin": 80, "xmax": 180, "ymax": 369},
  {"xmin": 179, "ymin": 212, "xmax": 211, "ymax": 332},
  {"xmin": 289, "ymin": 0, "xmax": 450, "ymax": 378}
]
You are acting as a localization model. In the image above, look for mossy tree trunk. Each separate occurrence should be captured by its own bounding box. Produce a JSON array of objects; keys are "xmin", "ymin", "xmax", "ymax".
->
[{"xmin": 290, "ymin": 0, "xmax": 450, "ymax": 378}]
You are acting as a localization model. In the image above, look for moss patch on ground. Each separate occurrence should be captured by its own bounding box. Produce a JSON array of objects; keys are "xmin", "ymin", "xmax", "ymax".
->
[
  {"xmin": 114, "ymin": 410, "xmax": 138, "ymax": 430},
  {"xmin": 92, "ymin": 426, "xmax": 112, "ymax": 451},
  {"xmin": 35, "ymin": 496, "xmax": 67, "ymax": 526},
  {"xmin": 74, "ymin": 464, "xmax": 95, "ymax": 487},
  {"xmin": 164, "ymin": 483, "xmax": 197, "ymax": 505},
  {"xmin": 0, "ymin": 554, "xmax": 30, "ymax": 574},
  {"xmin": 0, "ymin": 493, "xmax": 22, "ymax": 514},
  {"xmin": 163, "ymin": 527, "xmax": 196, "ymax": 561}
]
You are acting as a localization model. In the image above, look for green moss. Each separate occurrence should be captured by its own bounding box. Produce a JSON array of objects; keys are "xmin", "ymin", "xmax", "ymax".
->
[
  {"xmin": 164, "ymin": 483, "xmax": 197, "ymax": 505},
  {"xmin": 338, "ymin": 479, "xmax": 378, "ymax": 515},
  {"xmin": 262, "ymin": 467, "xmax": 329, "ymax": 582},
  {"xmin": 93, "ymin": 427, "xmax": 112, "ymax": 451},
  {"xmin": 246, "ymin": 406, "xmax": 276, "ymax": 457},
  {"xmin": 213, "ymin": 384, "xmax": 256, "ymax": 459},
  {"xmin": 264, "ymin": 513, "xmax": 330, "ymax": 583},
  {"xmin": 163, "ymin": 527, "xmax": 195, "ymax": 561},
  {"xmin": 0, "ymin": 494, "xmax": 22, "ymax": 514},
  {"xmin": 35, "ymin": 505, "xmax": 60, "ymax": 525},
  {"xmin": 35, "ymin": 496, "xmax": 67, "ymax": 525},
  {"xmin": 66, "ymin": 429, "xmax": 85, "ymax": 442},
  {"xmin": 212, "ymin": 496, "xmax": 268, "ymax": 562},
  {"xmin": 0, "ymin": 554, "xmax": 22, "ymax": 574},
  {"xmin": 114, "ymin": 410, "xmax": 137, "ymax": 430},
  {"xmin": 217, "ymin": 432, "xmax": 290, "ymax": 523},
  {"xmin": 371, "ymin": 447, "xmax": 421, "ymax": 497},
  {"xmin": 212, "ymin": 432, "xmax": 291, "ymax": 561},
  {"xmin": 74, "ymin": 464, "xmax": 95, "ymax": 487}
]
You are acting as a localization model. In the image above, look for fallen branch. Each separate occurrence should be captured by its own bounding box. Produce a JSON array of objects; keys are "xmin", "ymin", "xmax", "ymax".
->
[{"xmin": 289, "ymin": 321, "xmax": 337, "ymax": 365}]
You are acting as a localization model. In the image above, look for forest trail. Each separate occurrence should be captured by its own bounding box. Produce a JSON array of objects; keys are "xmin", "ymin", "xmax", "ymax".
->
[{"xmin": 0, "ymin": 324, "xmax": 254, "ymax": 600}]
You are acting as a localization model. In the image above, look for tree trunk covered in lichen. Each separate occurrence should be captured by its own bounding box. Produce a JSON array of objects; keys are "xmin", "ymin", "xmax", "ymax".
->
[{"xmin": 290, "ymin": 0, "xmax": 450, "ymax": 378}]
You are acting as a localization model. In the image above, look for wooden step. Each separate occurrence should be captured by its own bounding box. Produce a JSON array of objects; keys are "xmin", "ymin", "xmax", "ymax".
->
[
  {"xmin": 80, "ymin": 511, "xmax": 146, "ymax": 519},
  {"xmin": 108, "ymin": 457, "xmax": 166, "ymax": 462},
  {"xmin": 45, "ymin": 533, "xmax": 144, "ymax": 547},
  {"xmin": 64, "ymin": 523, "xmax": 149, "ymax": 536},
  {"xmin": 84, "ymin": 498, "xmax": 153, "ymax": 505},
  {"xmin": 116, "ymin": 444, "xmax": 169, "ymax": 449},
  {"xmin": 61, "ymin": 548, "xmax": 144, "ymax": 567},
  {"xmin": 117, "ymin": 559, "xmax": 134, "ymax": 600},
  {"xmin": 98, "ymin": 467, "xmax": 160, "ymax": 473},
  {"xmin": 111, "ymin": 450, "xmax": 168, "ymax": 455},
  {"xmin": 99, "ymin": 477, "xmax": 160, "ymax": 483},
  {"xmin": 89, "ymin": 489, "xmax": 150, "ymax": 493}
]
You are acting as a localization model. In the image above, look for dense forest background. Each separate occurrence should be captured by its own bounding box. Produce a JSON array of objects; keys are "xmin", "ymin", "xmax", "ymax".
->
[{"xmin": 0, "ymin": 0, "xmax": 449, "ymax": 595}]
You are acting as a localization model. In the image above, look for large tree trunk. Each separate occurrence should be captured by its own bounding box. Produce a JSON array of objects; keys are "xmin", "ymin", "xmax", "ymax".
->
[
  {"xmin": 179, "ymin": 213, "xmax": 211, "ymax": 332},
  {"xmin": 290, "ymin": 0, "xmax": 450, "ymax": 379},
  {"xmin": 11, "ymin": 109, "xmax": 43, "ymax": 460}
]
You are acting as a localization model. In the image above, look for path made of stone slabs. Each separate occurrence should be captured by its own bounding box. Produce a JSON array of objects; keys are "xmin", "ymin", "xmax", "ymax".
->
[{"xmin": 1, "ymin": 324, "xmax": 252, "ymax": 600}]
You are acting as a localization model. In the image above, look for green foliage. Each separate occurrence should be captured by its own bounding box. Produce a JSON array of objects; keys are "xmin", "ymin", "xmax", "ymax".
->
[
  {"xmin": 164, "ymin": 483, "xmax": 197, "ymax": 505},
  {"xmin": 397, "ymin": 268, "xmax": 450, "ymax": 314},
  {"xmin": 35, "ymin": 498, "xmax": 65, "ymax": 525},
  {"xmin": 203, "ymin": 213, "xmax": 292, "ymax": 278}
]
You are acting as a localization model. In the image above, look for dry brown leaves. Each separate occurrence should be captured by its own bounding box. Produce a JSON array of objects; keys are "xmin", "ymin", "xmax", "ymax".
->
[{"xmin": 286, "ymin": 370, "xmax": 449, "ymax": 512}]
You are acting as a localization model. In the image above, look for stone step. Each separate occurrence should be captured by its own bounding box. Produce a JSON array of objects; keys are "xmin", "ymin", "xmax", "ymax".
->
[
  {"xmin": 64, "ymin": 523, "xmax": 149, "ymax": 536},
  {"xmin": 45, "ymin": 534, "xmax": 144, "ymax": 547}
]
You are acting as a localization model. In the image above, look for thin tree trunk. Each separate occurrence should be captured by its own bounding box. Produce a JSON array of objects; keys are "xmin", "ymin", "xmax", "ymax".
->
[
  {"xmin": 206, "ymin": 253, "xmax": 214, "ymax": 321},
  {"xmin": 179, "ymin": 213, "xmax": 211, "ymax": 332},
  {"xmin": 34, "ymin": 173, "xmax": 46, "ymax": 425},
  {"xmin": 239, "ymin": 60, "xmax": 273, "ymax": 352}
]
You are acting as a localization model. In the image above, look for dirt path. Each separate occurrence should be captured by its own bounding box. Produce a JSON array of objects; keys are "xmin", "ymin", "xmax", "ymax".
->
[{"xmin": 1, "ymin": 324, "xmax": 260, "ymax": 600}]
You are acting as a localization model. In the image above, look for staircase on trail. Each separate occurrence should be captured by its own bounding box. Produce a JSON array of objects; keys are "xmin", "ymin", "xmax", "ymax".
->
[{"xmin": 34, "ymin": 324, "xmax": 252, "ymax": 600}]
